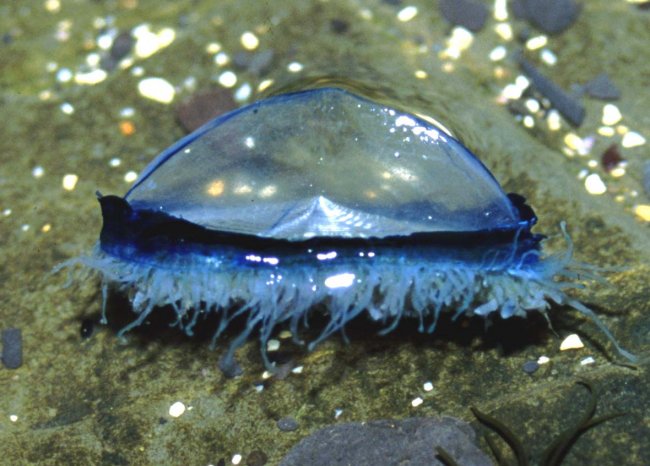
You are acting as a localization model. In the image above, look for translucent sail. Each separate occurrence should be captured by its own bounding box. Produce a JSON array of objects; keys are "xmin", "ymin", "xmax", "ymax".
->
[{"xmin": 126, "ymin": 88, "xmax": 520, "ymax": 239}]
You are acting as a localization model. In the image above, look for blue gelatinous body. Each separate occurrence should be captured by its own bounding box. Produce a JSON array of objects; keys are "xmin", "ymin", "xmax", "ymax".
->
[{"xmin": 74, "ymin": 87, "xmax": 634, "ymax": 366}]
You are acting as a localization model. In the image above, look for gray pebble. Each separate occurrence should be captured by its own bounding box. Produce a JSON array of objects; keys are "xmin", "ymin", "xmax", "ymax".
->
[
  {"xmin": 277, "ymin": 417, "xmax": 299, "ymax": 432},
  {"xmin": 439, "ymin": 0, "xmax": 489, "ymax": 32},
  {"xmin": 522, "ymin": 360, "xmax": 540, "ymax": 374},
  {"xmin": 584, "ymin": 73, "xmax": 621, "ymax": 101},
  {"xmin": 2, "ymin": 328, "xmax": 22, "ymax": 369},
  {"xmin": 514, "ymin": 0, "xmax": 582, "ymax": 35}
]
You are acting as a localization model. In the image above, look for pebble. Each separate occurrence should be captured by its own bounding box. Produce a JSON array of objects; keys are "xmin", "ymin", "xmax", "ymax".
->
[
  {"xmin": 111, "ymin": 31, "xmax": 135, "ymax": 61},
  {"xmin": 621, "ymin": 131, "xmax": 646, "ymax": 148},
  {"xmin": 438, "ymin": 0, "xmax": 488, "ymax": 32},
  {"xmin": 2, "ymin": 328, "xmax": 22, "ymax": 369},
  {"xmin": 138, "ymin": 77, "xmax": 175, "ymax": 104},
  {"xmin": 513, "ymin": 0, "xmax": 582, "ymax": 35},
  {"xmin": 277, "ymin": 417, "xmax": 299, "ymax": 432},
  {"xmin": 522, "ymin": 360, "xmax": 540, "ymax": 374},
  {"xmin": 584, "ymin": 73, "xmax": 621, "ymax": 100}
]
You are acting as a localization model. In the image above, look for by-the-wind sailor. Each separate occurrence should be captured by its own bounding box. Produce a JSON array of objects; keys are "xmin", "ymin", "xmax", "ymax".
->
[{"xmin": 69, "ymin": 87, "xmax": 635, "ymax": 366}]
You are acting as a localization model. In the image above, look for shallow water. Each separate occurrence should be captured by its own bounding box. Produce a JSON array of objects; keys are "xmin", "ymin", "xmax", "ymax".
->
[{"xmin": 1, "ymin": 1, "xmax": 649, "ymax": 464}]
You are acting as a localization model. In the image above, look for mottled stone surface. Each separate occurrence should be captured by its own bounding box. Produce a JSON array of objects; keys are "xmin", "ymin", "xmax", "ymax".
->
[
  {"xmin": 0, "ymin": 1, "xmax": 648, "ymax": 465},
  {"xmin": 280, "ymin": 417, "xmax": 492, "ymax": 466}
]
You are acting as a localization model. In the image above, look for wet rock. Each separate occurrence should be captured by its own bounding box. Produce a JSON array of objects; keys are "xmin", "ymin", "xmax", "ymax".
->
[
  {"xmin": 513, "ymin": 0, "xmax": 582, "ymax": 35},
  {"xmin": 176, "ymin": 88, "xmax": 237, "ymax": 133},
  {"xmin": 439, "ymin": 0, "xmax": 489, "ymax": 32},
  {"xmin": 2, "ymin": 328, "xmax": 22, "ymax": 369},
  {"xmin": 280, "ymin": 417, "xmax": 492, "ymax": 466},
  {"xmin": 584, "ymin": 73, "xmax": 621, "ymax": 101}
]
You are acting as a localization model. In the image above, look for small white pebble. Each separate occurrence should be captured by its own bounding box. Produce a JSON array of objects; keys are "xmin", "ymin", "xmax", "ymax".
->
[
  {"xmin": 423, "ymin": 381, "xmax": 434, "ymax": 392},
  {"xmin": 240, "ymin": 31, "xmax": 259, "ymax": 50},
  {"xmin": 540, "ymin": 48, "xmax": 557, "ymax": 65},
  {"xmin": 537, "ymin": 355, "xmax": 550, "ymax": 364},
  {"xmin": 287, "ymin": 62, "xmax": 303, "ymax": 73},
  {"xmin": 526, "ymin": 35, "xmax": 547, "ymax": 50},
  {"xmin": 218, "ymin": 71, "xmax": 237, "ymax": 88},
  {"xmin": 60, "ymin": 102, "xmax": 74, "ymax": 114},
  {"xmin": 560, "ymin": 333, "xmax": 584, "ymax": 351},
  {"xmin": 231, "ymin": 454, "xmax": 242, "ymax": 465},
  {"xmin": 168, "ymin": 401, "xmax": 186, "ymax": 418},
  {"xmin": 547, "ymin": 110, "xmax": 561, "ymax": 131},
  {"xmin": 124, "ymin": 171, "xmax": 138, "ymax": 183},
  {"xmin": 489, "ymin": 45, "xmax": 507, "ymax": 62},
  {"xmin": 411, "ymin": 397, "xmax": 423, "ymax": 407},
  {"xmin": 397, "ymin": 6, "xmax": 418, "ymax": 22},
  {"xmin": 494, "ymin": 22, "xmax": 513, "ymax": 41},
  {"xmin": 138, "ymin": 77, "xmax": 175, "ymax": 104},
  {"xmin": 580, "ymin": 356, "xmax": 595, "ymax": 366},
  {"xmin": 214, "ymin": 52, "xmax": 230, "ymax": 66},
  {"xmin": 584, "ymin": 173, "xmax": 607, "ymax": 195},
  {"xmin": 32, "ymin": 166, "xmax": 45, "ymax": 178},
  {"xmin": 291, "ymin": 365, "xmax": 304, "ymax": 374},
  {"xmin": 74, "ymin": 68, "xmax": 108, "ymax": 85},
  {"xmin": 62, "ymin": 174, "xmax": 78, "ymax": 191},
  {"xmin": 266, "ymin": 339, "xmax": 280, "ymax": 352},
  {"xmin": 598, "ymin": 126, "xmax": 615, "ymax": 137},
  {"xmin": 234, "ymin": 83, "xmax": 252, "ymax": 102},
  {"xmin": 56, "ymin": 68, "xmax": 73, "ymax": 83},
  {"xmin": 602, "ymin": 104, "xmax": 622, "ymax": 126},
  {"xmin": 9, "ymin": 414, "xmax": 18, "ymax": 422},
  {"xmin": 334, "ymin": 409, "xmax": 343, "ymax": 419},
  {"xmin": 621, "ymin": 131, "xmax": 646, "ymax": 148},
  {"xmin": 109, "ymin": 158, "xmax": 122, "ymax": 167}
]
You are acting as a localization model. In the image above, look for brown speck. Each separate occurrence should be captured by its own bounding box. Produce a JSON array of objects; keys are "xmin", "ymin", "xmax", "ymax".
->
[{"xmin": 176, "ymin": 88, "xmax": 237, "ymax": 133}]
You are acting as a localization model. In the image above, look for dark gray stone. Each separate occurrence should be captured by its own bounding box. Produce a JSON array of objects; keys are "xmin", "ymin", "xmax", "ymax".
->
[
  {"xmin": 584, "ymin": 73, "xmax": 621, "ymax": 100},
  {"xmin": 519, "ymin": 56, "xmax": 585, "ymax": 127},
  {"xmin": 439, "ymin": 0, "xmax": 489, "ymax": 32},
  {"xmin": 522, "ymin": 360, "xmax": 540, "ymax": 374},
  {"xmin": 514, "ymin": 0, "xmax": 582, "ymax": 35},
  {"xmin": 280, "ymin": 417, "xmax": 493, "ymax": 466},
  {"xmin": 2, "ymin": 328, "xmax": 22, "ymax": 369}
]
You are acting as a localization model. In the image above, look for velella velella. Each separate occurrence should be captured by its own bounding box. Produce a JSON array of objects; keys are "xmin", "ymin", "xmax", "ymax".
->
[{"xmin": 70, "ymin": 87, "xmax": 635, "ymax": 367}]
